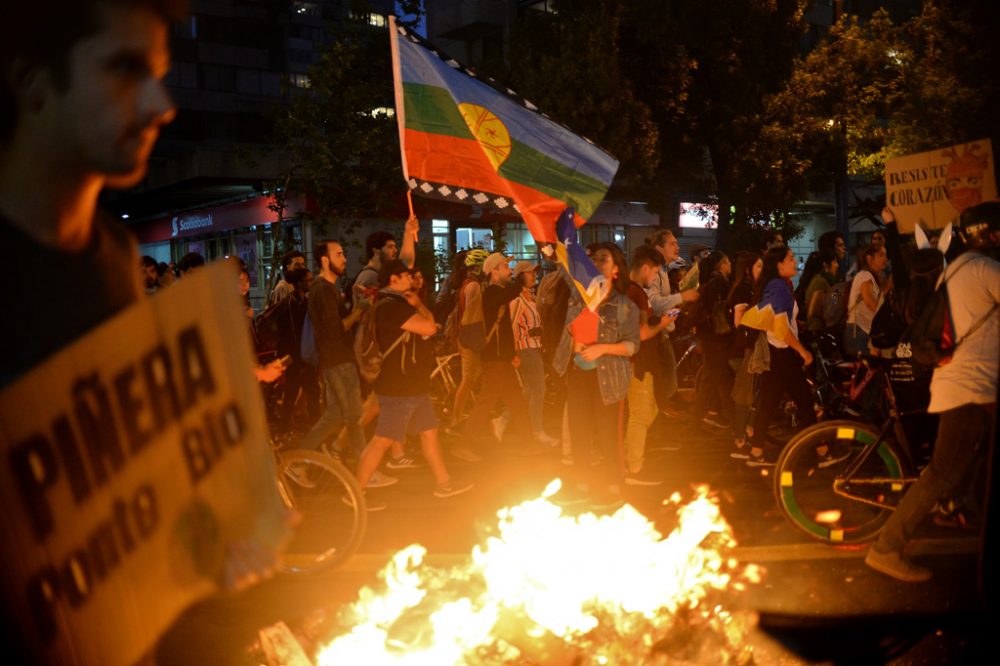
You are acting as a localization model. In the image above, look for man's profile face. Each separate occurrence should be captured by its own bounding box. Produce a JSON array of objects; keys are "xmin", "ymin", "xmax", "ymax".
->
[
  {"xmin": 325, "ymin": 242, "xmax": 347, "ymax": 276},
  {"xmin": 379, "ymin": 239, "xmax": 398, "ymax": 262},
  {"xmin": 44, "ymin": 5, "xmax": 175, "ymax": 187},
  {"xmin": 656, "ymin": 235, "xmax": 679, "ymax": 263}
]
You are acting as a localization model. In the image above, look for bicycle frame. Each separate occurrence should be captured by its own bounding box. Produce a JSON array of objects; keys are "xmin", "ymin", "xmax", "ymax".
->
[{"xmin": 831, "ymin": 367, "xmax": 920, "ymax": 511}]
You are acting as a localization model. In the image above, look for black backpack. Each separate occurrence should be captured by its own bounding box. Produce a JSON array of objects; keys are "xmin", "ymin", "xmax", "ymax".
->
[{"xmin": 904, "ymin": 257, "xmax": 997, "ymax": 368}]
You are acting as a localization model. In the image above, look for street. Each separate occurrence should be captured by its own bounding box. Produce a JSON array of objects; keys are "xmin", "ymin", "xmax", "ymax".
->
[{"xmin": 155, "ymin": 400, "xmax": 990, "ymax": 665}]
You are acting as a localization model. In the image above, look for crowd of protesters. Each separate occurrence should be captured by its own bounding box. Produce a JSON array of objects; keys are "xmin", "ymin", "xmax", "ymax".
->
[
  {"xmin": 169, "ymin": 200, "xmax": 992, "ymax": 581},
  {"xmin": 5, "ymin": 3, "xmax": 997, "ymax": 664}
]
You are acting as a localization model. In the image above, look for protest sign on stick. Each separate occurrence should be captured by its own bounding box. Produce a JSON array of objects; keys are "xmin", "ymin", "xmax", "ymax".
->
[
  {"xmin": 885, "ymin": 138, "xmax": 995, "ymax": 233},
  {"xmin": 0, "ymin": 261, "xmax": 287, "ymax": 665}
]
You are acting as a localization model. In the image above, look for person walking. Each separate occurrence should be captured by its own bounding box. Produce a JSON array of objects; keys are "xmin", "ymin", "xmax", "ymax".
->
[
  {"xmin": 510, "ymin": 260, "xmax": 558, "ymax": 446},
  {"xmin": 865, "ymin": 202, "xmax": 999, "ymax": 582},
  {"xmin": 353, "ymin": 260, "xmax": 473, "ymax": 507},
  {"xmin": 553, "ymin": 243, "xmax": 640, "ymax": 509},
  {"xmin": 458, "ymin": 253, "xmax": 537, "ymax": 457},
  {"xmin": 740, "ymin": 246, "xmax": 816, "ymax": 466}
]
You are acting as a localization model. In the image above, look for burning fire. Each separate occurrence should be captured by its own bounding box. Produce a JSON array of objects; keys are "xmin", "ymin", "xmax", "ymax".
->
[{"xmin": 317, "ymin": 481, "xmax": 761, "ymax": 665}]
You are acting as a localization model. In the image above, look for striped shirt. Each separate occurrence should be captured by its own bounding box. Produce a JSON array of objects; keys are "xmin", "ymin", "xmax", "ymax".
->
[{"xmin": 510, "ymin": 291, "xmax": 542, "ymax": 351}]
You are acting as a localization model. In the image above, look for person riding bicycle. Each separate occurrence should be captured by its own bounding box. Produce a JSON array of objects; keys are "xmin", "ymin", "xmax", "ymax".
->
[{"xmin": 865, "ymin": 201, "xmax": 1000, "ymax": 583}]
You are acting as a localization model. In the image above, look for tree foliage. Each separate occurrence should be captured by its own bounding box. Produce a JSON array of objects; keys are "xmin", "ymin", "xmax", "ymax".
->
[
  {"xmin": 505, "ymin": 0, "xmax": 808, "ymax": 246},
  {"xmin": 763, "ymin": 1, "xmax": 1000, "ymax": 198}
]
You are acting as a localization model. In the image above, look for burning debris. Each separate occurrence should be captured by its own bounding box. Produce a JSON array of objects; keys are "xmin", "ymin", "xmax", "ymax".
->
[{"xmin": 316, "ymin": 481, "xmax": 761, "ymax": 665}]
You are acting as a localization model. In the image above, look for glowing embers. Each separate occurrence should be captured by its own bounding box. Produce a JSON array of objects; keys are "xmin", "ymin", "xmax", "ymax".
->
[{"xmin": 317, "ymin": 481, "xmax": 761, "ymax": 665}]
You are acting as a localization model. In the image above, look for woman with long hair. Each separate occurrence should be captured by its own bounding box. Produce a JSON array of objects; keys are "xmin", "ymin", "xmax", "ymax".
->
[
  {"xmin": 553, "ymin": 242, "xmax": 639, "ymax": 509},
  {"xmin": 691, "ymin": 250, "xmax": 735, "ymax": 428},
  {"xmin": 740, "ymin": 246, "xmax": 817, "ymax": 466},
  {"xmin": 803, "ymin": 249, "xmax": 840, "ymax": 334},
  {"xmin": 844, "ymin": 243, "xmax": 889, "ymax": 356}
]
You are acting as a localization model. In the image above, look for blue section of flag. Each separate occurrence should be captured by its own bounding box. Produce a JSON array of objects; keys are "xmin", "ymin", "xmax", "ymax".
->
[
  {"xmin": 555, "ymin": 207, "xmax": 608, "ymax": 311},
  {"xmin": 397, "ymin": 30, "xmax": 619, "ymax": 187}
]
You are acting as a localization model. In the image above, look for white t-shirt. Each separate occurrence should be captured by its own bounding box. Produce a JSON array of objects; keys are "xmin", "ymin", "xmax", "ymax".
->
[
  {"xmin": 928, "ymin": 252, "xmax": 1000, "ymax": 413},
  {"xmin": 846, "ymin": 269, "xmax": 880, "ymax": 334}
]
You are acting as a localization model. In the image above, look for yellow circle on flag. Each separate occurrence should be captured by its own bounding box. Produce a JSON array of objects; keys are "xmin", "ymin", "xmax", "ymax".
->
[{"xmin": 458, "ymin": 103, "xmax": 512, "ymax": 172}]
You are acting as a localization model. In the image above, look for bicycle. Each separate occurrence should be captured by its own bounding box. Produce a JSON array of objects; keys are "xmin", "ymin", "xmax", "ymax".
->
[
  {"xmin": 271, "ymin": 443, "xmax": 368, "ymax": 573},
  {"xmin": 429, "ymin": 350, "xmax": 461, "ymax": 422},
  {"xmin": 773, "ymin": 355, "xmax": 930, "ymax": 544}
]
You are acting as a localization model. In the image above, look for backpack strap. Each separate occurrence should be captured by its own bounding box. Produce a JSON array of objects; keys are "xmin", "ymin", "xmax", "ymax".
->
[{"xmin": 484, "ymin": 304, "xmax": 507, "ymax": 345}]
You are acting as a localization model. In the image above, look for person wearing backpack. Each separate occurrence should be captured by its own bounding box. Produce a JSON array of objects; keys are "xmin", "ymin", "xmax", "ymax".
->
[
  {"xmin": 353, "ymin": 260, "xmax": 474, "ymax": 504},
  {"xmin": 458, "ymin": 252, "xmax": 538, "ymax": 459},
  {"xmin": 297, "ymin": 240, "xmax": 371, "ymax": 467},
  {"xmin": 866, "ymin": 202, "xmax": 1000, "ymax": 583}
]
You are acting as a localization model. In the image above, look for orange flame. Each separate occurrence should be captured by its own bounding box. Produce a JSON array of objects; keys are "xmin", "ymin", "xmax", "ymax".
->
[{"xmin": 317, "ymin": 481, "xmax": 760, "ymax": 665}]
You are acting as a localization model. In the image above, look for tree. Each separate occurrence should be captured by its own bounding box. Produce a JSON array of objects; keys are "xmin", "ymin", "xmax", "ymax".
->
[
  {"xmin": 256, "ymin": 1, "xmax": 423, "ymax": 294},
  {"xmin": 505, "ymin": 1, "xmax": 809, "ymax": 249},
  {"xmin": 761, "ymin": 1, "xmax": 1000, "ymax": 228}
]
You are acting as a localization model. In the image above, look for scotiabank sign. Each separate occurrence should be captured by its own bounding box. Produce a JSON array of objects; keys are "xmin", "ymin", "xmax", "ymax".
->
[{"xmin": 133, "ymin": 195, "xmax": 307, "ymax": 244}]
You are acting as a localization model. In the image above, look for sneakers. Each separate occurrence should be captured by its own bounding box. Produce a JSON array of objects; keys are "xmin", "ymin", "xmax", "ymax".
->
[
  {"xmin": 491, "ymin": 414, "xmax": 509, "ymax": 442},
  {"xmin": 386, "ymin": 455, "xmax": 423, "ymax": 470},
  {"xmin": 745, "ymin": 452, "xmax": 776, "ymax": 467},
  {"xmin": 366, "ymin": 470, "xmax": 399, "ymax": 489},
  {"xmin": 624, "ymin": 469, "xmax": 663, "ymax": 486},
  {"xmin": 451, "ymin": 445, "xmax": 483, "ymax": 463},
  {"xmin": 341, "ymin": 492, "xmax": 387, "ymax": 512},
  {"xmin": 702, "ymin": 415, "xmax": 731, "ymax": 429},
  {"xmin": 534, "ymin": 431, "xmax": 560, "ymax": 447},
  {"xmin": 434, "ymin": 478, "xmax": 474, "ymax": 498},
  {"xmin": 864, "ymin": 546, "xmax": 932, "ymax": 582},
  {"xmin": 730, "ymin": 447, "xmax": 751, "ymax": 460}
]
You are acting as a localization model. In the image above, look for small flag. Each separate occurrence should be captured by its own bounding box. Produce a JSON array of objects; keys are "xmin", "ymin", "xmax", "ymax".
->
[
  {"xmin": 542, "ymin": 207, "xmax": 608, "ymax": 311},
  {"xmin": 389, "ymin": 16, "xmax": 619, "ymax": 243}
]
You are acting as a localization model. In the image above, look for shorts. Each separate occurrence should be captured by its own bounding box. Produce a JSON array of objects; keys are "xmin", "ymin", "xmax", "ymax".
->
[
  {"xmin": 374, "ymin": 394, "xmax": 438, "ymax": 442},
  {"xmin": 460, "ymin": 345, "xmax": 483, "ymax": 385}
]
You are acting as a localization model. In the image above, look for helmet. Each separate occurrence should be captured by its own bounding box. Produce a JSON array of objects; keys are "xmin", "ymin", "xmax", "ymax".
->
[
  {"xmin": 958, "ymin": 201, "xmax": 1000, "ymax": 249},
  {"xmin": 464, "ymin": 248, "xmax": 490, "ymax": 267}
]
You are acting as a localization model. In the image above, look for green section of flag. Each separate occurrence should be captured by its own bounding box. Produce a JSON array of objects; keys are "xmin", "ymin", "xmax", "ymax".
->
[
  {"xmin": 403, "ymin": 82, "xmax": 474, "ymax": 140},
  {"xmin": 402, "ymin": 81, "xmax": 611, "ymax": 219},
  {"xmin": 499, "ymin": 139, "xmax": 608, "ymax": 220}
]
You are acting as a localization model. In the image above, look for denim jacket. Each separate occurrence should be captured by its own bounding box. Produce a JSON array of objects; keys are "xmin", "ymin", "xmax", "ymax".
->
[{"xmin": 553, "ymin": 284, "xmax": 640, "ymax": 405}]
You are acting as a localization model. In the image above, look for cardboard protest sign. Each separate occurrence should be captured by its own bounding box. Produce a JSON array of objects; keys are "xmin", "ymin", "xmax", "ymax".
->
[
  {"xmin": 0, "ymin": 262, "xmax": 288, "ymax": 665},
  {"xmin": 885, "ymin": 138, "xmax": 996, "ymax": 233}
]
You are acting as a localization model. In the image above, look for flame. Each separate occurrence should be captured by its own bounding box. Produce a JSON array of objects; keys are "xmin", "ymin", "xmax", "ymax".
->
[{"xmin": 317, "ymin": 481, "xmax": 760, "ymax": 665}]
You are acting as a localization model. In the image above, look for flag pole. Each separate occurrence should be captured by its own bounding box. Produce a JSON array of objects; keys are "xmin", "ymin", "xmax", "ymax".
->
[{"xmin": 406, "ymin": 189, "xmax": 415, "ymax": 218}]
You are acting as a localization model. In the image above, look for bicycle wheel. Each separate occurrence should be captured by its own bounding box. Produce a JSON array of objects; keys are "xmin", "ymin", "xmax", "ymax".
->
[
  {"xmin": 773, "ymin": 420, "xmax": 909, "ymax": 544},
  {"xmin": 274, "ymin": 449, "xmax": 367, "ymax": 573}
]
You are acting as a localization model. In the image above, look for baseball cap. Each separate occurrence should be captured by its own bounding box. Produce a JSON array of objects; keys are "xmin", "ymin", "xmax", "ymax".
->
[
  {"xmin": 513, "ymin": 260, "xmax": 538, "ymax": 277},
  {"xmin": 483, "ymin": 252, "xmax": 513, "ymax": 275}
]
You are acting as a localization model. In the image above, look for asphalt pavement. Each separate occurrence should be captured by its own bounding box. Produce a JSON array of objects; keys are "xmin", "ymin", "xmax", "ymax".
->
[{"xmin": 155, "ymin": 403, "xmax": 993, "ymax": 665}]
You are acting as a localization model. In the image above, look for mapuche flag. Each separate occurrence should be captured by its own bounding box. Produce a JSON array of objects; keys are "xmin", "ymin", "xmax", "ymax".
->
[{"xmin": 389, "ymin": 16, "xmax": 619, "ymax": 243}]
